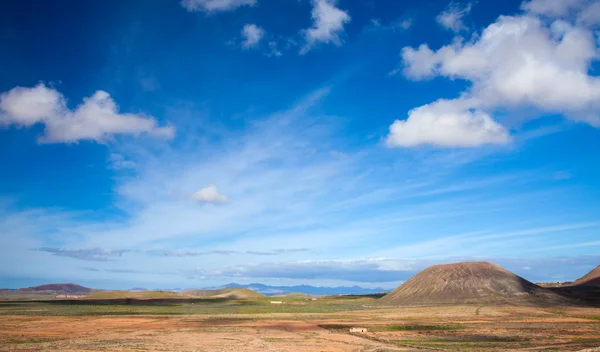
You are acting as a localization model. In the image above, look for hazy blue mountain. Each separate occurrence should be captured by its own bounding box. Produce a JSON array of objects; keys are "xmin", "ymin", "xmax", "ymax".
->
[{"xmin": 210, "ymin": 283, "xmax": 389, "ymax": 296}]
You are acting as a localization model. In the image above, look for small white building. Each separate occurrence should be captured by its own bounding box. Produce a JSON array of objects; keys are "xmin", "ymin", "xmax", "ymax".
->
[
  {"xmin": 270, "ymin": 301, "xmax": 283, "ymax": 304},
  {"xmin": 349, "ymin": 327, "xmax": 367, "ymax": 333}
]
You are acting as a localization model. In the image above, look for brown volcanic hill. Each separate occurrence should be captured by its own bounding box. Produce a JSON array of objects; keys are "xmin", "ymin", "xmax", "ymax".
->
[
  {"xmin": 25, "ymin": 283, "xmax": 92, "ymax": 294},
  {"xmin": 573, "ymin": 265, "xmax": 600, "ymax": 287},
  {"xmin": 382, "ymin": 262, "xmax": 560, "ymax": 305}
]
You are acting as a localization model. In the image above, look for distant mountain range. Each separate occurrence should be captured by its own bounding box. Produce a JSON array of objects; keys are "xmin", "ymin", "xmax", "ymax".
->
[
  {"xmin": 208, "ymin": 283, "xmax": 389, "ymax": 296},
  {"xmin": 1, "ymin": 282, "xmax": 388, "ymax": 298}
]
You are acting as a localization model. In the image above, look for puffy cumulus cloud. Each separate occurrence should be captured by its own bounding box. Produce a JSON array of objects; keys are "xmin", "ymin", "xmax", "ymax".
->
[
  {"xmin": 180, "ymin": 0, "xmax": 255, "ymax": 12},
  {"xmin": 0, "ymin": 84, "xmax": 175, "ymax": 143},
  {"xmin": 388, "ymin": 2, "xmax": 600, "ymax": 148},
  {"xmin": 0, "ymin": 84, "xmax": 64, "ymax": 126},
  {"xmin": 300, "ymin": 0, "xmax": 350, "ymax": 54},
  {"xmin": 436, "ymin": 2, "xmax": 472, "ymax": 33},
  {"xmin": 190, "ymin": 185, "xmax": 228, "ymax": 204},
  {"xmin": 386, "ymin": 99, "xmax": 510, "ymax": 147},
  {"xmin": 241, "ymin": 24, "xmax": 265, "ymax": 49}
]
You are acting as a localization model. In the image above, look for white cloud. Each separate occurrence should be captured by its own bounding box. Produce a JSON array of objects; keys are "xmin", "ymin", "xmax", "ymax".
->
[
  {"xmin": 0, "ymin": 84, "xmax": 64, "ymax": 126},
  {"xmin": 389, "ymin": 3, "xmax": 600, "ymax": 148},
  {"xmin": 521, "ymin": 0, "xmax": 584, "ymax": 17},
  {"xmin": 577, "ymin": 2, "xmax": 600, "ymax": 26},
  {"xmin": 521, "ymin": 0, "xmax": 600, "ymax": 26},
  {"xmin": 398, "ymin": 44, "xmax": 439, "ymax": 79},
  {"xmin": 368, "ymin": 18, "xmax": 413, "ymax": 32},
  {"xmin": 180, "ymin": 0, "xmax": 255, "ymax": 12},
  {"xmin": 266, "ymin": 41, "xmax": 283, "ymax": 57},
  {"xmin": 300, "ymin": 0, "xmax": 351, "ymax": 54},
  {"xmin": 241, "ymin": 24, "xmax": 265, "ymax": 49},
  {"xmin": 398, "ymin": 18, "xmax": 414, "ymax": 30},
  {"xmin": 436, "ymin": 2, "xmax": 472, "ymax": 32},
  {"xmin": 108, "ymin": 153, "xmax": 136, "ymax": 170},
  {"xmin": 0, "ymin": 84, "xmax": 175, "ymax": 143},
  {"xmin": 3, "ymin": 83, "xmax": 599, "ymax": 287},
  {"xmin": 386, "ymin": 99, "xmax": 510, "ymax": 147},
  {"xmin": 190, "ymin": 185, "xmax": 228, "ymax": 204}
]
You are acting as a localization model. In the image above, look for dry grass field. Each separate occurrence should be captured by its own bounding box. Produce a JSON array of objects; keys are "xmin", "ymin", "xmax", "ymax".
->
[{"xmin": 1, "ymin": 297, "xmax": 599, "ymax": 351}]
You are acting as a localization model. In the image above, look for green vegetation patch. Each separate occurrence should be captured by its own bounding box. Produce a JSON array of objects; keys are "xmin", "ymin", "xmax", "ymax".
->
[
  {"xmin": 571, "ymin": 337, "xmax": 600, "ymax": 343},
  {"xmin": 582, "ymin": 316, "xmax": 600, "ymax": 321},
  {"xmin": 0, "ymin": 297, "xmax": 381, "ymax": 316},
  {"xmin": 2, "ymin": 337, "xmax": 60, "ymax": 344},
  {"xmin": 393, "ymin": 337, "xmax": 534, "ymax": 351},
  {"xmin": 374, "ymin": 324, "xmax": 464, "ymax": 331}
]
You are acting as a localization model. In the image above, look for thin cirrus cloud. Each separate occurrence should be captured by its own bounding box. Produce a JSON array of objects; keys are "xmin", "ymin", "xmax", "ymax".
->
[
  {"xmin": 300, "ymin": 0, "xmax": 351, "ymax": 54},
  {"xmin": 0, "ymin": 83, "xmax": 175, "ymax": 144},
  {"xmin": 36, "ymin": 247, "xmax": 132, "ymax": 262},
  {"xmin": 2, "ymin": 82, "xmax": 597, "ymax": 287},
  {"xmin": 368, "ymin": 18, "xmax": 413, "ymax": 32},
  {"xmin": 436, "ymin": 2, "xmax": 472, "ymax": 32},
  {"xmin": 187, "ymin": 256, "xmax": 600, "ymax": 283},
  {"xmin": 147, "ymin": 248, "xmax": 310, "ymax": 257},
  {"xmin": 34, "ymin": 247, "xmax": 311, "ymax": 262},
  {"xmin": 387, "ymin": 0, "xmax": 600, "ymax": 148},
  {"xmin": 108, "ymin": 153, "xmax": 136, "ymax": 170},
  {"xmin": 180, "ymin": 0, "xmax": 255, "ymax": 12}
]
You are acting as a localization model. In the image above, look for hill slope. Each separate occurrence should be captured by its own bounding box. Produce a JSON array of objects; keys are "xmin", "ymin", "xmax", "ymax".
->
[
  {"xmin": 84, "ymin": 290, "xmax": 188, "ymax": 299},
  {"xmin": 573, "ymin": 265, "xmax": 600, "ymax": 287},
  {"xmin": 210, "ymin": 288, "xmax": 266, "ymax": 299},
  {"xmin": 184, "ymin": 288, "xmax": 265, "ymax": 299},
  {"xmin": 382, "ymin": 262, "xmax": 559, "ymax": 305},
  {"xmin": 26, "ymin": 283, "xmax": 92, "ymax": 294}
]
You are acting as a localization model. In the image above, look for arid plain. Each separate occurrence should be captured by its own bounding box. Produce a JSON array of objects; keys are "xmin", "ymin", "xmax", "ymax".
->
[
  {"xmin": 1, "ymin": 302, "xmax": 600, "ymax": 351},
  {"xmin": 2, "ymin": 262, "xmax": 600, "ymax": 351}
]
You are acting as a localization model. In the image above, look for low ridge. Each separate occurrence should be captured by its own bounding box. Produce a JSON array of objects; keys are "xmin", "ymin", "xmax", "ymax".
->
[
  {"xmin": 573, "ymin": 265, "xmax": 600, "ymax": 287},
  {"xmin": 26, "ymin": 283, "xmax": 91, "ymax": 294},
  {"xmin": 382, "ymin": 261, "xmax": 560, "ymax": 305},
  {"xmin": 211, "ymin": 288, "xmax": 266, "ymax": 299}
]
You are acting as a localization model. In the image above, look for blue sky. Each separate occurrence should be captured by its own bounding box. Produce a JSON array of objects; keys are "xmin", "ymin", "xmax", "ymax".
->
[{"xmin": 1, "ymin": 0, "xmax": 600, "ymax": 290}]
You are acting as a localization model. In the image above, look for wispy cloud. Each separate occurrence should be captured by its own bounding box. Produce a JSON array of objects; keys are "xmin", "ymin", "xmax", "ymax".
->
[
  {"xmin": 180, "ymin": 0, "xmax": 255, "ymax": 13},
  {"xmin": 367, "ymin": 18, "xmax": 413, "ymax": 32},
  {"xmin": 37, "ymin": 247, "xmax": 132, "ymax": 262},
  {"xmin": 147, "ymin": 248, "xmax": 310, "ymax": 257},
  {"xmin": 82, "ymin": 267, "xmax": 177, "ymax": 275},
  {"xmin": 2, "ymin": 83, "xmax": 598, "ymax": 288},
  {"xmin": 187, "ymin": 255, "xmax": 600, "ymax": 284},
  {"xmin": 436, "ymin": 2, "xmax": 472, "ymax": 32}
]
